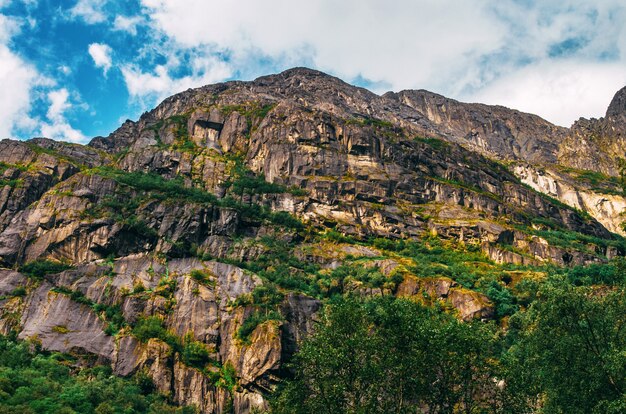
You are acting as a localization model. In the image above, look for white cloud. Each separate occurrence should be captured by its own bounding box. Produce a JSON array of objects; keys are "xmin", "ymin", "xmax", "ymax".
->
[
  {"xmin": 468, "ymin": 61, "xmax": 626, "ymax": 127},
  {"xmin": 141, "ymin": 0, "xmax": 505, "ymax": 92},
  {"xmin": 40, "ymin": 88, "xmax": 85, "ymax": 143},
  {"xmin": 58, "ymin": 65, "xmax": 71, "ymax": 75},
  {"xmin": 46, "ymin": 88, "xmax": 70, "ymax": 120},
  {"xmin": 0, "ymin": 14, "xmax": 39, "ymax": 139},
  {"xmin": 121, "ymin": 55, "xmax": 232, "ymax": 102},
  {"xmin": 0, "ymin": 44, "xmax": 38, "ymax": 139},
  {"xmin": 113, "ymin": 15, "xmax": 143, "ymax": 35},
  {"xmin": 0, "ymin": 12, "xmax": 20, "ymax": 42},
  {"xmin": 88, "ymin": 42, "xmax": 112, "ymax": 75},
  {"xmin": 137, "ymin": 0, "xmax": 626, "ymax": 126},
  {"xmin": 69, "ymin": 0, "xmax": 106, "ymax": 24}
]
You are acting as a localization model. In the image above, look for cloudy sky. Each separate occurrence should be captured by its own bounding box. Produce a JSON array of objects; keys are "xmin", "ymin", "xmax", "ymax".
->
[{"xmin": 1, "ymin": 0, "xmax": 626, "ymax": 143}]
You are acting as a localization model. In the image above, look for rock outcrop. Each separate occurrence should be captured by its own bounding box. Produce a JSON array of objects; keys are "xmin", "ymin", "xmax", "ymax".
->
[{"xmin": 1, "ymin": 67, "xmax": 626, "ymax": 412}]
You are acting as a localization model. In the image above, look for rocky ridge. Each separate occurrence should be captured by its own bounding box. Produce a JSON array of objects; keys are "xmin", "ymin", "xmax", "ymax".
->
[{"xmin": 1, "ymin": 68, "xmax": 626, "ymax": 412}]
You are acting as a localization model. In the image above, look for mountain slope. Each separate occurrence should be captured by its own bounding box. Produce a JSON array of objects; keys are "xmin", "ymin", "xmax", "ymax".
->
[{"xmin": 0, "ymin": 68, "xmax": 626, "ymax": 412}]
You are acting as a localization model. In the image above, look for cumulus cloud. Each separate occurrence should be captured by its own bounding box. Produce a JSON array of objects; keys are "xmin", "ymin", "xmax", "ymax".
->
[
  {"xmin": 88, "ymin": 42, "xmax": 112, "ymax": 75},
  {"xmin": 40, "ymin": 88, "xmax": 86, "ymax": 143},
  {"xmin": 140, "ymin": 0, "xmax": 505, "ymax": 91},
  {"xmin": 0, "ymin": 44, "xmax": 38, "ymax": 138},
  {"xmin": 113, "ymin": 15, "xmax": 143, "ymax": 35},
  {"xmin": 69, "ymin": 0, "xmax": 106, "ymax": 24},
  {"xmin": 121, "ymin": 54, "xmax": 232, "ymax": 102},
  {"xmin": 136, "ymin": 0, "xmax": 626, "ymax": 126},
  {"xmin": 469, "ymin": 61, "xmax": 626, "ymax": 127},
  {"xmin": 0, "ymin": 14, "xmax": 39, "ymax": 139}
]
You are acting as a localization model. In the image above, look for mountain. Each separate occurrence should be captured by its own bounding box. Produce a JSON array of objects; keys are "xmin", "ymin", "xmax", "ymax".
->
[{"xmin": 1, "ymin": 68, "xmax": 626, "ymax": 412}]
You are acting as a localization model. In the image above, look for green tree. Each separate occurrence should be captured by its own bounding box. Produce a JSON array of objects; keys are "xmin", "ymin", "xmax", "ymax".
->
[
  {"xmin": 271, "ymin": 297, "xmax": 501, "ymax": 414},
  {"xmin": 505, "ymin": 280, "xmax": 626, "ymax": 413}
]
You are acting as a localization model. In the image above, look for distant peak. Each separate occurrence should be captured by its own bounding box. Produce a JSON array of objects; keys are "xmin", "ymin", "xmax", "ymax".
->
[
  {"xmin": 253, "ymin": 67, "xmax": 341, "ymax": 84},
  {"xmin": 606, "ymin": 86, "xmax": 626, "ymax": 118},
  {"xmin": 278, "ymin": 67, "xmax": 329, "ymax": 77}
]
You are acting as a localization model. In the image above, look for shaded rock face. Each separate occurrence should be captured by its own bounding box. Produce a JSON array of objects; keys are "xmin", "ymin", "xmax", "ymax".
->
[
  {"xmin": 1, "ymin": 68, "xmax": 626, "ymax": 412},
  {"xmin": 385, "ymin": 90, "xmax": 566, "ymax": 163},
  {"xmin": 607, "ymin": 86, "xmax": 626, "ymax": 119},
  {"xmin": 556, "ymin": 86, "xmax": 626, "ymax": 176}
]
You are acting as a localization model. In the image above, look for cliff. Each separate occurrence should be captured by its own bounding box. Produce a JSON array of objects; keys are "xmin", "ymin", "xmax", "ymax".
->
[{"xmin": 1, "ymin": 67, "xmax": 626, "ymax": 412}]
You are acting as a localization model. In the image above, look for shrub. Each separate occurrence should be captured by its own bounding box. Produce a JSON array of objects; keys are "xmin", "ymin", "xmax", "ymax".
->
[
  {"xmin": 181, "ymin": 337, "xmax": 212, "ymax": 369},
  {"xmin": 10, "ymin": 287, "xmax": 26, "ymax": 297},
  {"xmin": 20, "ymin": 260, "xmax": 73, "ymax": 279},
  {"xmin": 237, "ymin": 310, "xmax": 282, "ymax": 343},
  {"xmin": 133, "ymin": 317, "xmax": 168, "ymax": 343}
]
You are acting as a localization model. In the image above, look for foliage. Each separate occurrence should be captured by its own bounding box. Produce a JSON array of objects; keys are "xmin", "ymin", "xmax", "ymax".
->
[
  {"xmin": 189, "ymin": 269, "xmax": 215, "ymax": 287},
  {"xmin": 180, "ymin": 335, "xmax": 212, "ymax": 369},
  {"xmin": 132, "ymin": 316, "xmax": 178, "ymax": 348},
  {"xmin": 271, "ymin": 296, "xmax": 500, "ymax": 414},
  {"xmin": 504, "ymin": 280, "xmax": 626, "ymax": 413},
  {"xmin": 236, "ymin": 310, "xmax": 282, "ymax": 344},
  {"xmin": 0, "ymin": 335, "xmax": 194, "ymax": 413},
  {"xmin": 414, "ymin": 135, "xmax": 448, "ymax": 150},
  {"xmin": 221, "ymin": 102, "xmax": 276, "ymax": 134},
  {"xmin": 529, "ymin": 227, "xmax": 626, "ymax": 255},
  {"xmin": 486, "ymin": 280, "xmax": 519, "ymax": 319},
  {"xmin": 88, "ymin": 167, "xmax": 304, "ymax": 231},
  {"xmin": 0, "ymin": 178, "xmax": 22, "ymax": 188},
  {"xmin": 20, "ymin": 260, "xmax": 73, "ymax": 279},
  {"xmin": 559, "ymin": 259, "xmax": 626, "ymax": 286},
  {"xmin": 214, "ymin": 363, "xmax": 237, "ymax": 392}
]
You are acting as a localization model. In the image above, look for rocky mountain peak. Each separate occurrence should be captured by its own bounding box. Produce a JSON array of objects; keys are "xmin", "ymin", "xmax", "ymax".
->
[
  {"xmin": 606, "ymin": 85, "xmax": 626, "ymax": 118},
  {"xmin": 3, "ymin": 67, "xmax": 626, "ymax": 414}
]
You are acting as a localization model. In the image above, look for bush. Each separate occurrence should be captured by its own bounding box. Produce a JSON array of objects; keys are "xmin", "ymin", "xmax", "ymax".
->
[
  {"xmin": 486, "ymin": 281, "xmax": 518, "ymax": 319},
  {"xmin": 271, "ymin": 297, "xmax": 500, "ymax": 414},
  {"xmin": 237, "ymin": 310, "xmax": 282, "ymax": 343},
  {"xmin": 9, "ymin": 287, "xmax": 26, "ymax": 297},
  {"xmin": 181, "ymin": 337, "xmax": 211, "ymax": 369},
  {"xmin": 20, "ymin": 260, "xmax": 72, "ymax": 279},
  {"xmin": 132, "ymin": 317, "xmax": 168, "ymax": 343}
]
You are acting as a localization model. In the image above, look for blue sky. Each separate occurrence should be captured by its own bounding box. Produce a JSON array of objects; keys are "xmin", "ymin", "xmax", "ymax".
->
[{"xmin": 1, "ymin": 0, "xmax": 626, "ymax": 143}]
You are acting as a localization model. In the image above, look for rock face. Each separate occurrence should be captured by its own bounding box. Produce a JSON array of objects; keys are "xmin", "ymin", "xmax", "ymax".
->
[
  {"xmin": 556, "ymin": 86, "xmax": 626, "ymax": 176},
  {"xmin": 1, "ymin": 67, "xmax": 626, "ymax": 412},
  {"xmin": 385, "ymin": 89, "xmax": 566, "ymax": 163},
  {"xmin": 606, "ymin": 86, "xmax": 626, "ymax": 119}
]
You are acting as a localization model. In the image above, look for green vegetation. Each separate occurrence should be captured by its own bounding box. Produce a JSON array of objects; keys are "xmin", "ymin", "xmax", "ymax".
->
[
  {"xmin": 414, "ymin": 135, "xmax": 448, "ymax": 150},
  {"xmin": 20, "ymin": 260, "xmax": 73, "ymax": 280},
  {"xmin": 523, "ymin": 226, "xmax": 626, "ymax": 255},
  {"xmin": 86, "ymin": 167, "xmax": 304, "ymax": 233},
  {"xmin": 272, "ymin": 297, "xmax": 499, "ymax": 413},
  {"xmin": 504, "ymin": 279, "xmax": 626, "ymax": 413},
  {"xmin": 180, "ymin": 335, "xmax": 212, "ymax": 369},
  {"xmin": 0, "ymin": 335, "xmax": 194, "ymax": 413},
  {"xmin": 189, "ymin": 269, "xmax": 215, "ymax": 287},
  {"xmin": 132, "ymin": 316, "xmax": 171, "ymax": 343},
  {"xmin": 221, "ymin": 102, "xmax": 276, "ymax": 135},
  {"xmin": 273, "ymin": 281, "xmax": 626, "ymax": 413},
  {"xmin": 89, "ymin": 167, "xmax": 218, "ymax": 205},
  {"xmin": 236, "ymin": 310, "xmax": 282, "ymax": 344},
  {"xmin": 132, "ymin": 317, "xmax": 236, "ymax": 389},
  {"xmin": 0, "ymin": 178, "xmax": 22, "ymax": 188}
]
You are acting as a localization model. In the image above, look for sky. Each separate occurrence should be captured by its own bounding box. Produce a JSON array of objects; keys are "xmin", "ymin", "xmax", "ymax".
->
[{"xmin": 1, "ymin": 0, "xmax": 626, "ymax": 144}]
